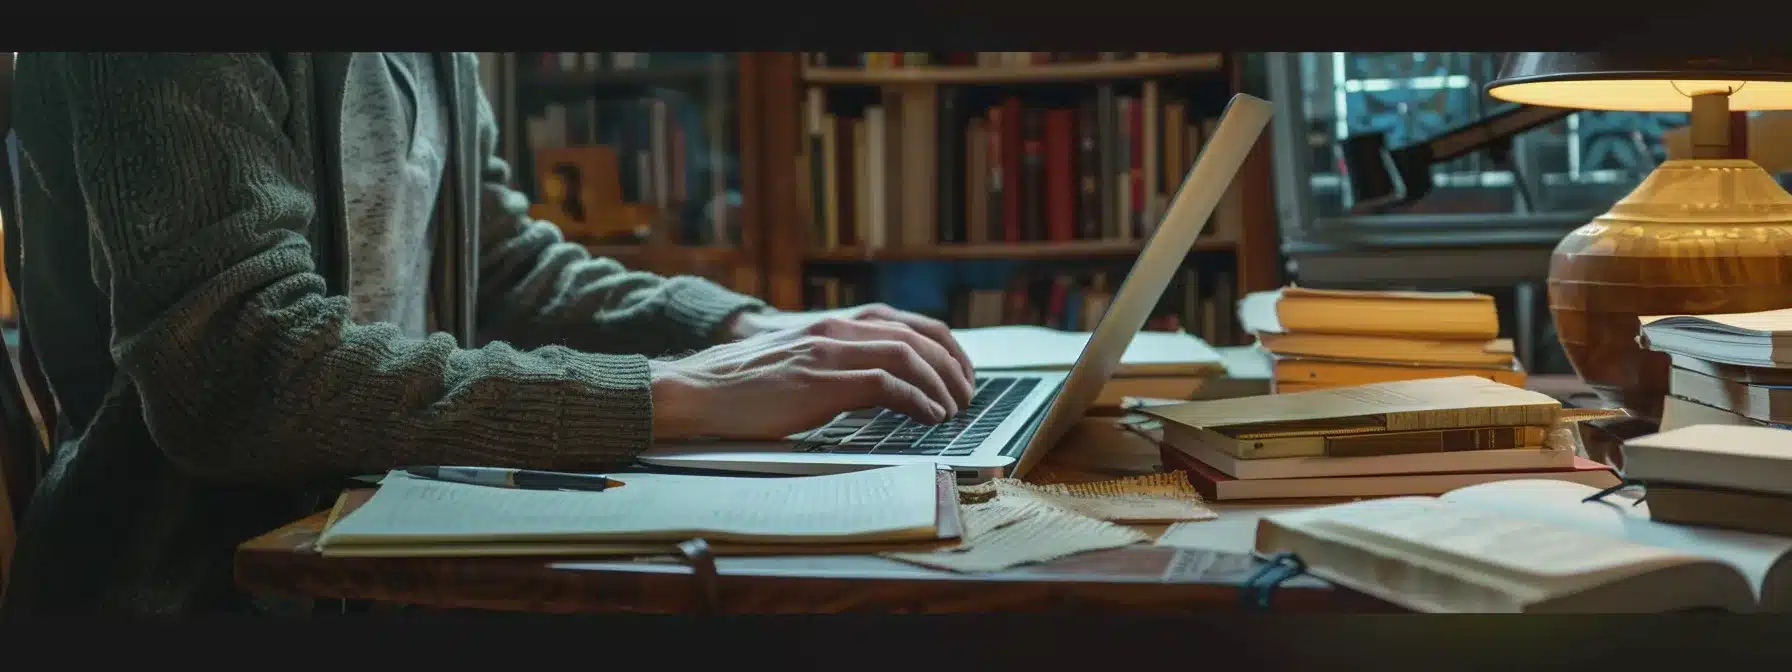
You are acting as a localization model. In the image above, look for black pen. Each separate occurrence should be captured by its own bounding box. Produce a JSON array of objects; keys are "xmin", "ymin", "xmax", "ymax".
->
[{"xmin": 402, "ymin": 466, "xmax": 625, "ymax": 492}]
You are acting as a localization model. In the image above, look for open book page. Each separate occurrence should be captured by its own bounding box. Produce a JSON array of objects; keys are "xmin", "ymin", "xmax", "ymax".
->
[
  {"xmin": 950, "ymin": 325, "xmax": 1224, "ymax": 373},
  {"xmin": 1439, "ymin": 479, "xmax": 1792, "ymax": 605},
  {"xmin": 1265, "ymin": 498, "xmax": 1704, "ymax": 611},
  {"xmin": 1292, "ymin": 498, "xmax": 1697, "ymax": 579},
  {"xmin": 321, "ymin": 463, "xmax": 941, "ymax": 547}
]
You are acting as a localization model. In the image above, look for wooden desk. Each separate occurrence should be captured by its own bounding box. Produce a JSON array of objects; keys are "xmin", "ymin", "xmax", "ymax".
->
[
  {"xmin": 234, "ymin": 377, "xmax": 1598, "ymax": 614},
  {"xmin": 235, "ymin": 418, "xmax": 1399, "ymax": 613}
]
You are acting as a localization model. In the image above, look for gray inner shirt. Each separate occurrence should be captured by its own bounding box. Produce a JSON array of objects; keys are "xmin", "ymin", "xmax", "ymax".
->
[{"xmin": 339, "ymin": 52, "xmax": 446, "ymax": 338}]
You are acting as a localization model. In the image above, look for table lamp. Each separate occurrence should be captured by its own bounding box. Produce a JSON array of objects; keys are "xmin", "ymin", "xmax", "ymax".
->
[{"xmin": 1486, "ymin": 53, "xmax": 1792, "ymax": 423}]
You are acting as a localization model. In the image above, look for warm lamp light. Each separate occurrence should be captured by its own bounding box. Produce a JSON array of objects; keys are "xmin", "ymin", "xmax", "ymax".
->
[{"xmin": 1486, "ymin": 53, "xmax": 1792, "ymax": 425}]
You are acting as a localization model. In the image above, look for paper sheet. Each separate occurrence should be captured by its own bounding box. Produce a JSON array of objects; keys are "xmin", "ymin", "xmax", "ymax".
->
[
  {"xmin": 881, "ymin": 471, "xmax": 1209, "ymax": 572},
  {"xmin": 964, "ymin": 472, "xmax": 1217, "ymax": 524},
  {"xmin": 321, "ymin": 462, "xmax": 941, "ymax": 548},
  {"xmin": 951, "ymin": 325, "xmax": 1224, "ymax": 374},
  {"xmin": 884, "ymin": 499, "xmax": 1149, "ymax": 573}
]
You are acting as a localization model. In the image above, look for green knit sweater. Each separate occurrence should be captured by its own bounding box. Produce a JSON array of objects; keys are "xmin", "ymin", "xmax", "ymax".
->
[{"xmin": 2, "ymin": 53, "xmax": 763, "ymax": 616}]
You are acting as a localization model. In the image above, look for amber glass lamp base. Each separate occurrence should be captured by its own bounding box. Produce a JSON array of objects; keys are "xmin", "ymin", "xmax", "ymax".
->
[{"xmin": 1549, "ymin": 159, "xmax": 1792, "ymax": 422}]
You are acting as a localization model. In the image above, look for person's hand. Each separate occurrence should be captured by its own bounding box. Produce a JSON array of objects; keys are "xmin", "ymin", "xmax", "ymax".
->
[
  {"xmin": 725, "ymin": 303, "xmax": 974, "ymax": 380},
  {"xmin": 655, "ymin": 315, "xmax": 977, "ymax": 440}
]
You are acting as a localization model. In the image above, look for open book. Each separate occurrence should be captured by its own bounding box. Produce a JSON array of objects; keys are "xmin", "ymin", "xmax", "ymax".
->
[
  {"xmin": 1255, "ymin": 479, "xmax": 1792, "ymax": 612},
  {"xmin": 1639, "ymin": 308, "xmax": 1792, "ymax": 367},
  {"xmin": 319, "ymin": 463, "xmax": 956, "ymax": 557}
]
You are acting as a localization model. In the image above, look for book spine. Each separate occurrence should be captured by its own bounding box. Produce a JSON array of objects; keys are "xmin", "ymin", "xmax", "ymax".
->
[
  {"xmin": 1000, "ymin": 97, "xmax": 1024, "ymax": 243},
  {"xmin": 1020, "ymin": 108, "xmax": 1046, "ymax": 242},
  {"xmin": 1076, "ymin": 99, "xmax": 1102, "ymax": 240},
  {"xmin": 1324, "ymin": 426, "xmax": 1549, "ymax": 458},
  {"xmin": 1382, "ymin": 404, "xmax": 1562, "ymax": 433},
  {"xmin": 1044, "ymin": 108, "xmax": 1076, "ymax": 242}
]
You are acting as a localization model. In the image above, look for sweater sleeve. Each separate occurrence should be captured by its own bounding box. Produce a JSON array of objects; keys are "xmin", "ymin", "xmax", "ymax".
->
[
  {"xmin": 467, "ymin": 70, "xmax": 765, "ymax": 356},
  {"xmin": 47, "ymin": 53, "xmax": 662, "ymax": 487}
]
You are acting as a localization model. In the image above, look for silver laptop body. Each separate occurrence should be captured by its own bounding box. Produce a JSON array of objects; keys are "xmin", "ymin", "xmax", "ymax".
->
[{"xmin": 638, "ymin": 94, "xmax": 1273, "ymax": 484}]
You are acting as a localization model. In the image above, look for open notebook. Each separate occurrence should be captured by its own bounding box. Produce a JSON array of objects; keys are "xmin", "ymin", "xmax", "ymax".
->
[
  {"xmin": 1256, "ymin": 479, "xmax": 1792, "ymax": 613},
  {"xmin": 318, "ymin": 463, "xmax": 961, "ymax": 558}
]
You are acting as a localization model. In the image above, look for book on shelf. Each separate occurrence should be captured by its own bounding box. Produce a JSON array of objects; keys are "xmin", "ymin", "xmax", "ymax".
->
[
  {"xmin": 1253, "ymin": 478, "xmax": 1792, "ymax": 612},
  {"xmin": 805, "ymin": 52, "xmax": 1191, "ymax": 69},
  {"xmin": 806, "ymin": 261, "xmax": 1246, "ymax": 347},
  {"xmin": 529, "ymin": 52, "xmax": 723, "ymax": 74},
  {"xmin": 1622, "ymin": 425, "xmax": 1792, "ymax": 538},
  {"xmin": 796, "ymin": 68, "xmax": 1239, "ymax": 252},
  {"xmin": 520, "ymin": 65, "xmax": 736, "ymax": 247}
]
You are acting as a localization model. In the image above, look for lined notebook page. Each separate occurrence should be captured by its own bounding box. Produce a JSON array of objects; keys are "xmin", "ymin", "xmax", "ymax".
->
[{"xmin": 320, "ymin": 463, "xmax": 941, "ymax": 548}]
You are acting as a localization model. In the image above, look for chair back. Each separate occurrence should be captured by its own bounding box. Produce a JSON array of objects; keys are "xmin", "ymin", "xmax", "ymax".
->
[{"xmin": 0, "ymin": 51, "xmax": 60, "ymax": 598}]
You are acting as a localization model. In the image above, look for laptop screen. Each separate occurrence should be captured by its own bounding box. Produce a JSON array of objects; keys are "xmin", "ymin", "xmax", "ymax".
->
[{"xmin": 1006, "ymin": 93, "xmax": 1274, "ymax": 479}]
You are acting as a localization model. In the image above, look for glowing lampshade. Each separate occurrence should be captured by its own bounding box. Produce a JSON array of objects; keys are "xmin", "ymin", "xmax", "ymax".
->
[{"xmin": 1487, "ymin": 53, "xmax": 1792, "ymax": 112}]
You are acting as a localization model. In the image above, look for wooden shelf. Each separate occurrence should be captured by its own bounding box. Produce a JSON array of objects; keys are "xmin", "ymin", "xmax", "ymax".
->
[
  {"xmin": 803, "ymin": 238, "xmax": 1234, "ymax": 262},
  {"xmin": 801, "ymin": 54, "xmax": 1225, "ymax": 86}
]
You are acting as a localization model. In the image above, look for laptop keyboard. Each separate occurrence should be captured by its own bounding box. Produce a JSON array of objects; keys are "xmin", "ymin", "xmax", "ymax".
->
[{"xmin": 792, "ymin": 377, "xmax": 1040, "ymax": 457}]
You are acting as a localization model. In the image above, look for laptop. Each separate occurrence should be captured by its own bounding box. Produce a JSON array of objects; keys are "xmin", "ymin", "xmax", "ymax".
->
[{"xmin": 639, "ymin": 94, "xmax": 1273, "ymax": 484}]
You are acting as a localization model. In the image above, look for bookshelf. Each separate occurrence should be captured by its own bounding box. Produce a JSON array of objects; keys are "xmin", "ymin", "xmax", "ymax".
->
[
  {"xmin": 492, "ymin": 52, "xmax": 764, "ymax": 296},
  {"xmin": 750, "ymin": 52, "xmax": 1284, "ymax": 346},
  {"xmin": 801, "ymin": 53, "xmax": 1225, "ymax": 85}
]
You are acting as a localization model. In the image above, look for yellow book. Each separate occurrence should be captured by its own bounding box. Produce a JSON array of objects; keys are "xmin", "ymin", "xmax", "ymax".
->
[{"xmin": 1238, "ymin": 286, "xmax": 1500, "ymax": 340}]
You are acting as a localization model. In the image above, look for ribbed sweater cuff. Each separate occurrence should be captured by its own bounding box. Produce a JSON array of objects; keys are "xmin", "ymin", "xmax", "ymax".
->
[
  {"xmin": 660, "ymin": 276, "xmax": 768, "ymax": 348},
  {"xmin": 527, "ymin": 351, "xmax": 657, "ymax": 467}
]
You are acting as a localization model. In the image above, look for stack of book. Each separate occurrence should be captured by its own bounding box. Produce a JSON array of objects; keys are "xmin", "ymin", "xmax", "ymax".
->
[
  {"xmin": 1237, "ymin": 287, "xmax": 1525, "ymax": 393},
  {"xmin": 1623, "ymin": 424, "xmax": 1792, "ymax": 538},
  {"xmin": 1140, "ymin": 376, "xmax": 1619, "ymax": 501},
  {"xmin": 1638, "ymin": 308, "xmax": 1792, "ymax": 431}
]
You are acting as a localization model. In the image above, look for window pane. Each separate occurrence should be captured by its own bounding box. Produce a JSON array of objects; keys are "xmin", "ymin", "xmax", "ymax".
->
[{"xmin": 1294, "ymin": 52, "xmax": 1687, "ymax": 220}]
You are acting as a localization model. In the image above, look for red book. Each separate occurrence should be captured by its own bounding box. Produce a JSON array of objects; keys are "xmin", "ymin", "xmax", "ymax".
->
[
  {"xmin": 1000, "ymin": 97, "xmax": 1024, "ymax": 243},
  {"xmin": 1044, "ymin": 108, "xmax": 1076, "ymax": 242},
  {"xmin": 1160, "ymin": 445, "xmax": 1621, "ymax": 502},
  {"xmin": 986, "ymin": 107, "xmax": 1004, "ymax": 243},
  {"xmin": 1128, "ymin": 98, "xmax": 1144, "ymax": 238}
]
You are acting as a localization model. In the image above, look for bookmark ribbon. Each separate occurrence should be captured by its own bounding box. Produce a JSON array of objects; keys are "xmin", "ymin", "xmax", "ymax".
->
[
  {"xmin": 1239, "ymin": 551, "xmax": 1307, "ymax": 611},
  {"xmin": 1580, "ymin": 480, "xmax": 1646, "ymax": 506}
]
